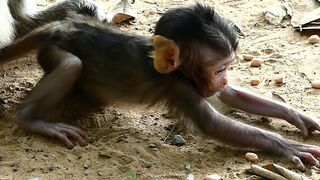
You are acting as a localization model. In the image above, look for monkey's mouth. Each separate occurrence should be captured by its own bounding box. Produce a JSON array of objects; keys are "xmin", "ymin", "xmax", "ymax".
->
[
  {"xmin": 201, "ymin": 89, "xmax": 219, "ymax": 97},
  {"xmin": 202, "ymin": 85, "xmax": 227, "ymax": 97},
  {"xmin": 195, "ymin": 80, "xmax": 226, "ymax": 97}
]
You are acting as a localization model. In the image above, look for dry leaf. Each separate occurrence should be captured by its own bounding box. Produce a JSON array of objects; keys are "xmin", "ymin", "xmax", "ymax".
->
[
  {"xmin": 292, "ymin": 7, "xmax": 320, "ymax": 28},
  {"xmin": 249, "ymin": 164, "xmax": 287, "ymax": 180},
  {"xmin": 106, "ymin": 0, "xmax": 137, "ymax": 24},
  {"xmin": 233, "ymin": 22, "xmax": 244, "ymax": 36},
  {"xmin": 290, "ymin": 0, "xmax": 320, "ymax": 33},
  {"xmin": 262, "ymin": 91, "xmax": 286, "ymax": 103},
  {"xmin": 263, "ymin": 163, "xmax": 310, "ymax": 180},
  {"xmin": 272, "ymin": 93, "xmax": 286, "ymax": 103},
  {"xmin": 249, "ymin": 164, "xmax": 310, "ymax": 180}
]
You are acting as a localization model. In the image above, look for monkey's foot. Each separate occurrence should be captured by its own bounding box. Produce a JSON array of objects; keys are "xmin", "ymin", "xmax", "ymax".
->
[{"xmin": 20, "ymin": 121, "xmax": 90, "ymax": 149}]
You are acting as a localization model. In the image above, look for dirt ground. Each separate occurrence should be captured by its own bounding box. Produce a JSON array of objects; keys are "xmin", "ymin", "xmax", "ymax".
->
[{"xmin": 0, "ymin": 0, "xmax": 320, "ymax": 179}]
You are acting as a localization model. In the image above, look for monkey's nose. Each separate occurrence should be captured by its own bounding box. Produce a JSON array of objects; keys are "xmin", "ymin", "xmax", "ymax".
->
[
  {"xmin": 222, "ymin": 78, "xmax": 228, "ymax": 88},
  {"xmin": 222, "ymin": 82, "xmax": 228, "ymax": 90}
]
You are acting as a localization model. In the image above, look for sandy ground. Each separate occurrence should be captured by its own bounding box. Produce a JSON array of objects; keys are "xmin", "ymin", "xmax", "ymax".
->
[{"xmin": 0, "ymin": 0, "xmax": 320, "ymax": 179}]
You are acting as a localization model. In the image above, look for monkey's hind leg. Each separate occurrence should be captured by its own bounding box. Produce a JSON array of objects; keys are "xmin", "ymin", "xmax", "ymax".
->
[{"xmin": 16, "ymin": 45, "xmax": 89, "ymax": 149}]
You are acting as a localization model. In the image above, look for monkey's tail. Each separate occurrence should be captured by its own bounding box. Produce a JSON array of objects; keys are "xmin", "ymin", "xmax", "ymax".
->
[{"xmin": 0, "ymin": 22, "xmax": 59, "ymax": 65}]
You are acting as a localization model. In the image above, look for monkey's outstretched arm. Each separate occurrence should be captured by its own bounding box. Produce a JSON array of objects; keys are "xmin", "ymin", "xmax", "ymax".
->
[
  {"xmin": 217, "ymin": 86, "xmax": 320, "ymax": 136},
  {"xmin": 171, "ymin": 82, "xmax": 320, "ymax": 171}
]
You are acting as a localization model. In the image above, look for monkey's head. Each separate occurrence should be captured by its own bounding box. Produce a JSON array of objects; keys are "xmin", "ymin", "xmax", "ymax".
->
[{"xmin": 153, "ymin": 3, "xmax": 238, "ymax": 97}]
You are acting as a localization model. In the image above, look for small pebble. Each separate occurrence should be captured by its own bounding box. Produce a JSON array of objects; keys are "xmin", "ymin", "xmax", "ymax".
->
[
  {"xmin": 148, "ymin": 8, "xmax": 158, "ymax": 15},
  {"xmin": 261, "ymin": 117, "xmax": 272, "ymax": 123},
  {"xmin": 98, "ymin": 151, "xmax": 112, "ymax": 159},
  {"xmin": 264, "ymin": 4, "xmax": 287, "ymax": 25},
  {"xmin": 185, "ymin": 163, "xmax": 192, "ymax": 174},
  {"xmin": 148, "ymin": 144, "xmax": 157, "ymax": 148},
  {"xmin": 311, "ymin": 80, "xmax": 320, "ymax": 89},
  {"xmin": 11, "ymin": 163, "xmax": 20, "ymax": 172},
  {"xmin": 28, "ymin": 166, "xmax": 37, "ymax": 172},
  {"xmin": 203, "ymin": 174, "xmax": 223, "ymax": 180},
  {"xmin": 250, "ymin": 59, "xmax": 262, "ymax": 67},
  {"xmin": 48, "ymin": 165, "xmax": 55, "ymax": 171},
  {"xmin": 143, "ymin": 162, "xmax": 153, "ymax": 168},
  {"xmin": 274, "ymin": 75, "xmax": 285, "ymax": 85},
  {"xmin": 172, "ymin": 135, "xmax": 186, "ymax": 146},
  {"xmin": 250, "ymin": 79, "xmax": 260, "ymax": 86},
  {"xmin": 245, "ymin": 152, "xmax": 259, "ymax": 162},
  {"xmin": 243, "ymin": 54, "xmax": 254, "ymax": 61},
  {"xmin": 308, "ymin": 35, "xmax": 320, "ymax": 44},
  {"xmin": 83, "ymin": 163, "xmax": 90, "ymax": 170}
]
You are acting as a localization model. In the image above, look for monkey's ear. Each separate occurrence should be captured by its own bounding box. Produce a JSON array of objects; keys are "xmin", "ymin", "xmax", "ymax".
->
[{"xmin": 152, "ymin": 35, "xmax": 180, "ymax": 73}]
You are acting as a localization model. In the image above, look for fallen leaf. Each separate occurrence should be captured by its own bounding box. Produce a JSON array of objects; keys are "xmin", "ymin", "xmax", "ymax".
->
[
  {"xmin": 262, "ymin": 91, "xmax": 286, "ymax": 103},
  {"xmin": 106, "ymin": 0, "xmax": 137, "ymax": 24},
  {"xmin": 263, "ymin": 163, "xmax": 310, "ymax": 180},
  {"xmin": 290, "ymin": 0, "xmax": 320, "ymax": 33},
  {"xmin": 248, "ymin": 164, "xmax": 287, "ymax": 180}
]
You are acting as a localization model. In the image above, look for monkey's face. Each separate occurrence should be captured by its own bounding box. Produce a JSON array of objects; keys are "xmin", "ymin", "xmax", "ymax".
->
[
  {"xmin": 195, "ymin": 52, "xmax": 235, "ymax": 97},
  {"xmin": 151, "ymin": 36, "xmax": 235, "ymax": 97}
]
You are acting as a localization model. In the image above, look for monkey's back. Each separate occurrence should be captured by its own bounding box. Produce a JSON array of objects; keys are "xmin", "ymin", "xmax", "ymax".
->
[{"xmin": 44, "ymin": 21, "xmax": 171, "ymax": 104}]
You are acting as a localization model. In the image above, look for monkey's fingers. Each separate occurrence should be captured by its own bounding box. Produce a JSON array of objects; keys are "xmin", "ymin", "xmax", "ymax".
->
[
  {"xmin": 56, "ymin": 123, "xmax": 90, "ymax": 142},
  {"xmin": 291, "ymin": 151, "xmax": 320, "ymax": 171},
  {"xmin": 22, "ymin": 120, "xmax": 90, "ymax": 148},
  {"xmin": 298, "ymin": 152, "xmax": 319, "ymax": 166},
  {"xmin": 297, "ymin": 147, "xmax": 320, "ymax": 157},
  {"xmin": 40, "ymin": 122, "xmax": 88, "ymax": 149},
  {"xmin": 52, "ymin": 123, "xmax": 90, "ymax": 148},
  {"xmin": 54, "ymin": 132, "xmax": 76, "ymax": 149},
  {"xmin": 298, "ymin": 114, "xmax": 320, "ymax": 136},
  {"xmin": 310, "ymin": 121, "xmax": 320, "ymax": 134},
  {"xmin": 294, "ymin": 120, "xmax": 309, "ymax": 137},
  {"xmin": 291, "ymin": 156, "xmax": 306, "ymax": 171}
]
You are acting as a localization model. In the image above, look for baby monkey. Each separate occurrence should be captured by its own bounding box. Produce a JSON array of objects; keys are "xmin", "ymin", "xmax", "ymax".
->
[{"xmin": 1, "ymin": 3, "xmax": 320, "ymax": 171}]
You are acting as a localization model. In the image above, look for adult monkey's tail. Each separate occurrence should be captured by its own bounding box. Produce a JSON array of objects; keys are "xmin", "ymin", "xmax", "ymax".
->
[{"xmin": 0, "ymin": 21, "xmax": 62, "ymax": 65}]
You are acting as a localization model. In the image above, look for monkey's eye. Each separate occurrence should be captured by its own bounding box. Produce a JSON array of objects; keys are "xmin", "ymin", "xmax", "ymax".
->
[{"xmin": 215, "ymin": 66, "xmax": 226, "ymax": 75}]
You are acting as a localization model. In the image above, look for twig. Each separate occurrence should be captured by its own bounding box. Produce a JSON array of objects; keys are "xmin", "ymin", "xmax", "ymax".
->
[{"xmin": 162, "ymin": 123, "xmax": 176, "ymax": 142}]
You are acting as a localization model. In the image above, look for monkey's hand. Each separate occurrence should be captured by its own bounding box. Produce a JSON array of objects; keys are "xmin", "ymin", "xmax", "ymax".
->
[
  {"xmin": 217, "ymin": 86, "xmax": 320, "ymax": 136},
  {"xmin": 270, "ymin": 135, "xmax": 320, "ymax": 171},
  {"xmin": 287, "ymin": 110, "xmax": 320, "ymax": 136},
  {"xmin": 20, "ymin": 120, "xmax": 90, "ymax": 149}
]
